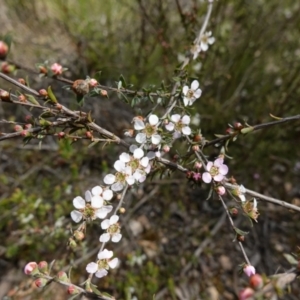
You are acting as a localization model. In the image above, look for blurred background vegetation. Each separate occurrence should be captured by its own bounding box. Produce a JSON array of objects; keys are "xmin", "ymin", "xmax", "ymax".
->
[{"xmin": 1, "ymin": 0, "xmax": 300, "ymax": 299}]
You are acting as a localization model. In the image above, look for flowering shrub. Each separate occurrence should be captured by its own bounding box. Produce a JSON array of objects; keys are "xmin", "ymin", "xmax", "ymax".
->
[{"xmin": 1, "ymin": 1, "xmax": 300, "ymax": 299}]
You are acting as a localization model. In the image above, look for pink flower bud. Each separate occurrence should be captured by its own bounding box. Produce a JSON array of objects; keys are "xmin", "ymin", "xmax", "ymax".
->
[
  {"xmin": 24, "ymin": 124, "xmax": 32, "ymax": 130},
  {"xmin": 74, "ymin": 230, "xmax": 85, "ymax": 241},
  {"xmin": 38, "ymin": 261, "xmax": 48, "ymax": 273},
  {"xmin": 39, "ymin": 89, "xmax": 48, "ymax": 97},
  {"xmin": 216, "ymin": 186, "xmax": 226, "ymax": 195},
  {"xmin": 85, "ymin": 131, "xmax": 93, "ymax": 139},
  {"xmin": 100, "ymin": 89, "xmax": 108, "ymax": 97},
  {"xmin": 0, "ymin": 90, "xmax": 10, "ymax": 101},
  {"xmin": 14, "ymin": 125, "xmax": 23, "ymax": 132},
  {"xmin": 88, "ymin": 78, "xmax": 98, "ymax": 87},
  {"xmin": 194, "ymin": 161, "xmax": 202, "ymax": 169},
  {"xmin": 163, "ymin": 145, "xmax": 170, "ymax": 153},
  {"xmin": 18, "ymin": 78, "xmax": 26, "ymax": 85},
  {"xmin": 67, "ymin": 285, "xmax": 80, "ymax": 295},
  {"xmin": 238, "ymin": 287, "xmax": 254, "ymax": 300},
  {"xmin": 249, "ymin": 274, "xmax": 263, "ymax": 290},
  {"xmin": 57, "ymin": 132, "xmax": 65, "ymax": 139},
  {"xmin": 57, "ymin": 271, "xmax": 69, "ymax": 283},
  {"xmin": 21, "ymin": 130, "xmax": 29, "ymax": 137},
  {"xmin": 51, "ymin": 63, "xmax": 63, "ymax": 75},
  {"xmin": 0, "ymin": 41, "xmax": 9, "ymax": 59},
  {"xmin": 24, "ymin": 262, "xmax": 38, "ymax": 275},
  {"xmin": 34, "ymin": 278, "xmax": 48, "ymax": 288},
  {"xmin": 243, "ymin": 265, "xmax": 256, "ymax": 277},
  {"xmin": 18, "ymin": 94, "xmax": 27, "ymax": 102},
  {"xmin": 192, "ymin": 145, "xmax": 199, "ymax": 152}
]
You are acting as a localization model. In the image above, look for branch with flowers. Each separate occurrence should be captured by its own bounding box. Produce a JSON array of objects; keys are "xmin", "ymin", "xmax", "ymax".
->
[{"xmin": 1, "ymin": 1, "xmax": 300, "ymax": 299}]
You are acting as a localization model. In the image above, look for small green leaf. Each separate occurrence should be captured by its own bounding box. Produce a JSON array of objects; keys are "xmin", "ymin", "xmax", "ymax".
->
[
  {"xmin": 234, "ymin": 227, "xmax": 249, "ymax": 236},
  {"xmin": 283, "ymin": 253, "xmax": 298, "ymax": 266},
  {"xmin": 241, "ymin": 127, "xmax": 254, "ymax": 134},
  {"xmin": 269, "ymin": 113, "xmax": 282, "ymax": 120},
  {"xmin": 26, "ymin": 94, "xmax": 40, "ymax": 106},
  {"xmin": 47, "ymin": 86, "xmax": 58, "ymax": 103},
  {"xmin": 88, "ymin": 140, "xmax": 100, "ymax": 148}
]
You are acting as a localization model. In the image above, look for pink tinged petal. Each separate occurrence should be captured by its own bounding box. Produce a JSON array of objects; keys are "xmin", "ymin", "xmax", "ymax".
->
[
  {"xmin": 112, "ymin": 233, "xmax": 122, "ymax": 243},
  {"xmin": 145, "ymin": 164, "xmax": 151, "ymax": 173},
  {"xmin": 104, "ymin": 174, "xmax": 115, "ymax": 185},
  {"xmin": 138, "ymin": 174, "xmax": 147, "ymax": 183},
  {"xmin": 95, "ymin": 269, "xmax": 108, "ymax": 278},
  {"xmin": 151, "ymin": 134, "xmax": 161, "ymax": 145},
  {"xmin": 134, "ymin": 148, "xmax": 144, "ymax": 159},
  {"xmin": 181, "ymin": 115, "xmax": 190, "ymax": 124},
  {"xmin": 219, "ymin": 164, "xmax": 229, "ymax": 175},
  {"xmin": 110, "ymin": 215, "xmax": 119, "ymax": 224},
  {"xmin": 149, "ymin": 114, "xmax": 159, "ymax": 125},
  {"xmin": 202, "ymin": 172, "xmax": 212, "ymax": 183},
  {"xmin": 101, "ymin": 219, "xmax": 110, "ymax": 229},
  {"xmin": 213, "ymin": 174, "xmax": 224, "ymax": 182},
  {"xmin": 165, "ymin": 122, "xmax": 175, "ymax": 131},
  {"xmin": 182, "ymin": 126, "xmax": 191, "ymax": 135},
  {"xmin": 214, "ymin": 158, "xmax": 224, "ymax": 167},
  {"xmin": 86, "ymin": 262, "xmax": 98, "ymax": 274},
  {"xmin": 134, "ymin": 119, "xmax": 145, "ymax": 130},
  {"xmin": 71, "ymin": 210, "xmax": 83, "ymax": 223},
  {"xmin": 73, "ymin": 196, "xmax": 86, "ymax": 209},
  {"xmin": 98, "ymin": 249, "xmax": 113, "ymax": 260},
  {"xmin": 120, "ymin": 152, "xmax": 130, "ymax": 163},
  {"xmin": 244, "ymin": 265, "xmax": 256, "ymax": 277},
  {"xmin": 182, "ymin": 85, "xmax": 189, "ymax": 95},
  {"xmin": 24, "ymin": 262, "xmax": 38, "ymax": 275},
  {"xmin": 85, "ymin": 190, "xmax": 92, "ymax": 202},
  {"xmin": 111, "ymin": 182, "xmax": 123, "ymax": 191},
  {"xmin": 171, "ymin": 114, "xmax": 181, "ymax": 123},
  {"xmin": 206, "ymin": 161, "xmax": 213, "ymax": 171},
  {"xmin": 191, "ymin": 80, "xmax": 199, "ymax": 90},
  {"xmin": 99, "ymin": 233, "xmax": 110, "ymax": 243},
  {"xmin": 103, "ymin": 189, "xmax": 113, "ymax": 200},
  {"xmin": 114, "ymin": 160, "xmax": 125, "ymax": 172},
  {"xmin": 108, "ymin": 258, "xmax": 119, "ymax": 269},
  {"xmin": 140, "ymin": 157, "xmax": 149, "ymax": 168},
  {"xmin": 91, "ymin": 186, "xmax": 103, "ymax": 196},
  {"xmin": 136, "ymin": 132, "xmax": 146, "ymax": 143},
  {"xmin": 173, "ymin": 131, "xmax": 181, "ymax": 139},
  {"xmin": 194, "ymin": 89, "xmax": 202, "ymax": 98},
  {"xmin": 91, "ymin": 195, "xmax": 104, "ymax": 208}
]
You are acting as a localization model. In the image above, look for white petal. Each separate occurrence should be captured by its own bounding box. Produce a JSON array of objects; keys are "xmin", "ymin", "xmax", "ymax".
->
[
  {"xmin": 101, "ymin": 219, "xmax": 110, "ymax": 229},
  {"xmin": 134, "ymin": 148, "xmax": 144, "ymax": 159},
  {"xmin": 126, "ymin": 175, "xmax": 135, "ymax": 185},
  {"xmin": 182, "ymin": 126, "xmax": 191, "ymax": 135},
  {"xmin": 140, "ymin": 157, "xmax": 149, "ymax": 167},
  {"xmin": 165, "ymin": 122, "xmax": 175, "ymax": 131},
  {"xmin": 120, "ymin": 152, "xmax": 130, "ymax": 163},
  {"xmin": 86, "ymin": 262, "xmax": 98, "ymax": 274},
  {"xmin": 182, "ymin": 86, "xmax": 189, "ymax": 95},
  {"xmin": 191, "ymin": 80, "xmax": 199, "ymax": 90},
  {"xmin": 73, "ymin": 196, "xmax": 86, "ymax": 209},
  {"xmin": 99, "ymin": 233, "xmax": 110, "ymax": 243},
  {"xmin": 136, "ymin": 133, "xmax": 146, "ymax": 144},
  {"xmin": 104, "ymin": 174, "xmax": 115, "ymax": 185},
  {"xmin": 171, "ymin": 114, "xmax": 181, "ymax": 123},
  {"xmin": 91, "ymin": 186, "xmax": 103, "ymax": 196},
  {"xmin": 129, "ymin": 144, "xmax": 138, "ymax": 153},
  {"xmin": 253, "ymin": 198, "xmax": 257, "ymax": 208},
  {"xmin": 208, "ymin": 37, "xmax": 215, "ymax": 44},
  {"xmin": 85, "ymin": 190, "xmax": 92, "ymax": 202},
  {"xmin": 149, "ymin": 114, "xmax": 159, "ymax": 125},
  {"xmin": 200, "ymin": 42, "xmax": 209, "ymax": 51},
  {"xmin": 146, "ymin": 151, "xmax": 156, "ymax": 159},
  {"xmin": 95, "ymin": 269, "xmax": 108, "ymax": 278},
  {"xmin": 110, "ymin": 215, "xmax": 119, "ymax": 224},
  {"xmin": 91, "ymin": 195, "xmax": 104, "ymax": 208},
  {"xmin": 114, "ymin": 160, "xmax": 125, "ymax": 172},
  {"xmin": 151, "ymin": 134, "xmax": 161, "ymax": 145},
  {"xmin": 98, "ymin": 249, "xmax": 113, "ymax": 260},
  {"xmin": 108, "ymin": 258, "xmax": 119, "ymax": 269},
  {"xmin": 202, "ymin": 172, "xmax": 212, "ymax": 183},
  {"xmin": 194, "ymin": 89, "xmax": 202, "ymax": 99},
  {"xmin": 71, "ymin": 210, "xmax": 83, "ymax": 223},
  {"xmin": 111, "ymin": 182, "xmax": 124, "ymax": 192},
  {"xmin": 112, "ymin": 233, "xmax": 122, "ymax": 243},
  {"xmin": 103, "ymin": 189, "xmax": 113, "ymax": 200},
  {"xmin": 96, "ymin": 205, "xmax": 113, "ymax": 219},
  {"xmin": 181, "ymin": 115, "xmax": 190, "ymax": 125},
  {"xmin": 183, "ymin": 97, "xmax": 190, "ymax": 106},
  {"xmin": 134, "ymin": 119, "xmax": 145, "ymax": 130}
]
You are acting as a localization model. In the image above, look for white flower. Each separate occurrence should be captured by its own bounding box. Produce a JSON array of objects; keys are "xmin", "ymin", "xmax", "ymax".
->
[
  {"xmin": 100, "ymin": 215, "xmax": 122, "ymax": 243},
  {"xmin": 133, "ymin": 114, "xmax": 162, "ymax": 145},
  {"xmin": 200, "ymin": 31, "xmax": 215, "ymax": 52},
  {"xmin": 182, "ymin": 80, "xmax": 202, "ymax": 106},
  {"xmin": 70, "ymin": 190, "xmax": 105, "ymax": 223},
  {"xmin": 165, "ymin": 114, "xmax": 191, "ymax": 137},
  {"xmin": 202, "ymin": 158, "xmax": 229, "ymax": 183},
  {"xmin": 86, "ymin": 249, "xmax": 119, "ymax": 278}
]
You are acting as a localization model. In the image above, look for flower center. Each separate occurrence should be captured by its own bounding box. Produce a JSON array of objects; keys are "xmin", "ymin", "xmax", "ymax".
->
[
  {"xmin": 83, "ymin": 204, "xmax": 96, "ymax": 220},
  {"xmin": 144, "ymin": 124, "xmax": 156, "ymax": 137},
  {"xmin": 187, "ymin": 89, "xmax": 194, "ymax": 99},
  {"xmin": 210, "ymin": 166, "xmax": 219, "ymax": 177}
]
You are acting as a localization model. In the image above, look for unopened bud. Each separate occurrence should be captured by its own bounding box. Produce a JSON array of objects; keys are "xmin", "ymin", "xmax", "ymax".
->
[
  {"xmin": 1, "ymin": 62, "xmax": 15, "ymax": 74},
  {"xmin": 57, "ymin": 271, "xmax": 69, "ymax": 283},
  {"xmin": 230, "ymin": 207, "xmax": 238, "ymax": 216},
  {"xmin": 238, "ymin": 287, "xmax": 254, "ymax": 300},
  {"xmin": 192, "ymin": 145, "xmax": 199, "ymax": 152},
  {"xmin": 18, "ymin": 94, "xmax": 27, "ymax": 102},
  {"xmin": 193, "ymin": 134, "xmax": 202, "ymax": 142},
  {"xmin": 72, "ymin": 79, "xmax": 89, "ymax": 96},
  {"xmin": 74, "ymin": 230, "xmax": 85, "ymax": 241},
  {"xmin": 24, "ymin": 123, "xmax": 32, "ymax": 130},
  {"xmin": 124, "ymin": 129, "xmax": 134, "ymax": 137},
  {"xmin": 38, "ymin": 261, "xmax": 48, "ymax": 274},
  {"xmin": 0, "ymin": 41, "xmax": 9, "ymax": 59},
  {"xmin": 14, "ymin": 125, "xmax": 23, "ymax": 132},
  {"xmin": 85, "ymin": 131, "xmax": 93, "ymax": 139},
  {"xmin": 237, "ymin": 235, "xmax": 245, "ymax": 242},
  {"xmin": 119, "ymin": 207, "xmax": 126, "ymax": 214},
  {"xmin": 100, "ymin": 89, "xmax": 108, "ymax": 97},
  {"xmin": 88, "ymin": 78, "xmax": 98, "ymax": 87},
  {"xmin": 216, "ymin": 186, "xmax": 226, "ymax": 195},
  {"xmin": 58, "ymin": 132, "xmax": 65, "ymax": 139},
  {"xmin": 34, "ymin": 278, "xmax": 48, "ymax": 288},
  {"xmin": 226, "ymin": 128, "xmax": 234, "ymax": 134},
  {"xmin": 24, "ymin": 262, "xmax": 39, "ymax": 275},
  {"xmin": 234, "ymin": 122, "xmax": 243, "ymax": 130},
  {"xmin": 21, "ymin": 130, "xmax": 29, "ymax": 137},
  {"xmin": 0, "ymin": 90, "xmax": 10, "ymax": 101},
  {"xmin": 39, "ymin": 89, "xmax": 48, "ymax": 97},
  {"xmin": 194, "ymin": 161, "xmax": 202, "ymax": 169},
  {"xmin": 18, "ymin": 78, "xmax": 26, "ymax": 85},
  {"xmin": 68, "ymin": 238, "xmax": 77, "ymax": 249},
  {"xmin": 249, "ymin": 274, "xmax": 263, "ymax": 290},
  {"xmin": 243, "ymin": 265, "xmax": 256, "ymax": 277},
  {"xmin": 68, "ymin": 285, "xmax": 80, "ymax": 295},
  {"xmin": 55, "ymin": 104, "xmax": 62, "ymax": 110},
  {"xmin": 163, "ymin": 145, "xmax": 170, "ymax": 153},
  {"xmin": 39, "ymin": 66, "xmax": 48, "ymax": 74}
]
